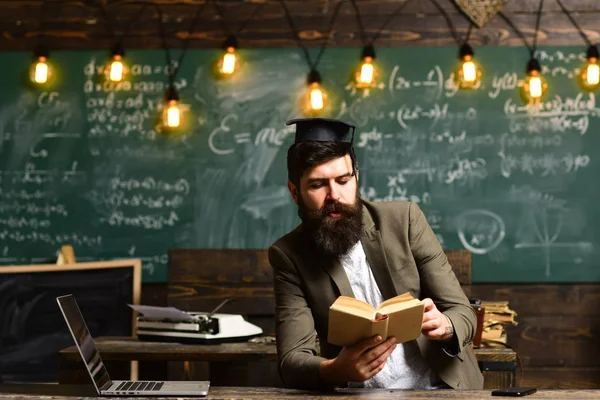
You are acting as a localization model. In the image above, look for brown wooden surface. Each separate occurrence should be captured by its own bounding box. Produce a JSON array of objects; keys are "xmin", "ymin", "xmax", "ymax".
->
[
  {"xmin": 58, "ymin": 336, "xmax": 514, "ymax": 387},
  {"xmin": 59, "ymin": 336, "xmax": 509, "ymax": 363},
  {"xmin": 2, "ymin": 384, "xmax": 600, "ymax": 399},
  {"xmin": 2, "ymin": 0, "xmax": 600, "ymax": 51}
]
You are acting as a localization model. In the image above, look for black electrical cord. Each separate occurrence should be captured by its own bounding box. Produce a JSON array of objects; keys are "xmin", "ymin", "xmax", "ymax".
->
[
  {"xmin": 34, "ymin": 0, "xmax": 49, "ymax": 50},
  {"xmin": 497, "ymin": 11, "xmax": 534, "ymax": 55},
  {"xmin": 173, "ymin": 2, "xmax": 208, "ymax": 80},
  {"xmin": 279, "ymin": 0, "xmax": 345, "ymax": 72},
  {"xmin": 211, "ymin": 0, "xmax": 233, "ymax": 37},
  {"xmin": 370, "ymin": 0, "xmax": 412, "ymax": 45},
  {"xmin": 531, "ymin": 0, "xmax": 544, "ymax": 57},
  {"xmin": 555, "ymin": 0, "xmax": 593, "ymax": 46},
  {"xmin": 349, "ymin": 0, "xmax": 415, "ymax": 46},
  {"xmin": 349, "ymin": 0, "xmax": 367, "ymax": 46},
  {"xmin": 428, "ymin": 0, "xmax": 475, "ymax": 50},
  {"xmin": 429, "ymin": 0, "xmax": 461, "ymax": 46}
]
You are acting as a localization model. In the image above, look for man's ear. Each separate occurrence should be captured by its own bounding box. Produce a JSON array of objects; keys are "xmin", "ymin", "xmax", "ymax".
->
[{"xmin": 287, "ymin": 180, "xmax": 299, "ymax": 205}]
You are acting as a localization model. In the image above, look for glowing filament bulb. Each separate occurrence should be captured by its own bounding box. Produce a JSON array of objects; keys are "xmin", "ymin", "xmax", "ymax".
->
[
  {"xmin": 32, "ymin": 57, "xmax": 49, "ymax": 84},
  {"xmin": 109, "ymin": 56, "xmax": 124, "ymax": 82},
  {"xmin": 309, "ymin": 83, "xmax": 324, "ymax": 110},
  {"xmin": 528, "ymin": 75, "xmax": 542, "ymax": 99},
  {"xmin": 522, "ymin": 59, "xmax": 547, "ymax": 104},
  {"xmin": 584, "ymin": 58, "xmax": 600, "ymax": 87},
  {"xmin": 359, "ymin": 57, "xmax": 374, "ymax": 84},
  {"xmin": 165, "ymin": 101, "xmax": 181, "ymax": 128},
  {"xmin": 586, "ymin": 63, "xmax": 600, "ymax": 86},
  {"xmin": 462, "ymin": 60, "xmax": 477, "ymax": 83},
  {"xmin": 221, "ymin": 48, "xmax": 237, "ymax": 74}
]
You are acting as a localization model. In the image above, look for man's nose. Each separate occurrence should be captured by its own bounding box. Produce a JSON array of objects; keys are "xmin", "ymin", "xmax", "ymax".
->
[{"xmin": 327, "ymin": 183, "xmax": 341, "ymax": 201}]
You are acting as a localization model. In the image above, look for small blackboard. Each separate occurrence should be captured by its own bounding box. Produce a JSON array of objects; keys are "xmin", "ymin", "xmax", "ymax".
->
[{"xmin": 0, "ymin": 259, "xmax": 141, "ymax": 383}]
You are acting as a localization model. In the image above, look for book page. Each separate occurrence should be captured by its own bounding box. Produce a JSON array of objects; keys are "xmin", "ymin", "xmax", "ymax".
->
[
  {"xmin": 330, "ymin": 296, "xmax": 375, "ymax": 320},
  {"xmin": 377, "ymin": 298, "xmax": 422, "ymax": 316},
  {"xmin": 377, "ymin": 292, "xmax": 415, "ymax": 310}
]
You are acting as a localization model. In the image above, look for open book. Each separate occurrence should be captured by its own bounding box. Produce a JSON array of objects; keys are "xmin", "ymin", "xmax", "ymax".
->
[{"xmin": 327, "ymin": 293, "xmax": 425, "ymax": 347}]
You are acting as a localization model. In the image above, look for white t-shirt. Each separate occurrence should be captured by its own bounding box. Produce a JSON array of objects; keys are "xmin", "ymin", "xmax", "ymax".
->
[{"xmin": 339, "ymin": 241, "xmax": 446, "ymax": 389}]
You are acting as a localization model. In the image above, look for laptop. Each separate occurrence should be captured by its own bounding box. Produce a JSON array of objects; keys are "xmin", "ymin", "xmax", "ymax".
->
[{"xmin": 57, "ymin": 294, "xmax": 210, "ymax": 396}]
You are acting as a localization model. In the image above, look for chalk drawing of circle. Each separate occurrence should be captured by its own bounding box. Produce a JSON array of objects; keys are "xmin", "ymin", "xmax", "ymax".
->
[{"xmin": 456, "ymin": 209, "xmax": 506, "ymax": 255}]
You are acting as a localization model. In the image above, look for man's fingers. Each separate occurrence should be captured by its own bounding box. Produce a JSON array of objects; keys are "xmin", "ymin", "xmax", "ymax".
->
[
  {"xmin": 354, "ymin": 334, "xmax": 384, "ymax": 353},
  {"xmin": 366, "ymin": 343, "xmax": 396, "ymax": 371},
  {"xmin": 363, "ymin": 337, "xmax": 396, "ymax": 362},
  {"xmin": 422, "ymin": 318, "xmax": 441, "ymax": 331},
  {"xmin": 422, "ymin": 297, "xmax": 435, "ymax": 311}
]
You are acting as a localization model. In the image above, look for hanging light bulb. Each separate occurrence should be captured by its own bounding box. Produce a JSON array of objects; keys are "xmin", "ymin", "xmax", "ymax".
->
[
  {"xmin": 162, "ymin": 86, "xmax": 181, "ymax": 129},
  {"xmin": 456, "ymin": 43, "xmax": 482, "ymax": 89},
  {"xmin": 355, "ymin": 44, "xmax": 378, "ymax": 88},
  {"xmin": 30, "ymin": 45, "xmax": 51, "ymax": 84},
  {"xmin": 581, "ymin": 44, "xmax": 600, "ymax": 90},
  {"xmin": 107, "ymin": 44, "xmax": 125, "ymax": 82},
  {"xmin": 304, "ymin": 70, "xmax": 327, "ymax": 114},
  {"xmin": 218, "ymin": 35, "xmax": 239, "ymax": 75},
  {"xmin": 522, "ymin": 58, "xmax": 547, "ymax": 104}
]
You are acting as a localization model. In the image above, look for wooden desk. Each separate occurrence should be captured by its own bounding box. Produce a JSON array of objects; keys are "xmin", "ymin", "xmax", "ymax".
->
[
  {"xmin": 59, "ymin": 337, "xmax": 516, "ymax": 388},
  {"xmin": 1, "ymin": 384, "xmax": 599, "ymax": 399}
]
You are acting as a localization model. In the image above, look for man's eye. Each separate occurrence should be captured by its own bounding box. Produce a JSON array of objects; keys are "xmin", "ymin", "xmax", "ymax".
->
[
  {"xmin": 338, "ymin": 179, "xmax": 350, "ymax": 185},
  {"xmin": 311, "ymin": 183, "xmax": 324, "ymax": 189}
]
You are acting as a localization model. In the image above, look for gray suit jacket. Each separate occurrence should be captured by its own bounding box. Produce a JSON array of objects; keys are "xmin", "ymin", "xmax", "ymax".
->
[{"xmin": 269, "ymin": 200, "xmax": 484, "ymax": 390}]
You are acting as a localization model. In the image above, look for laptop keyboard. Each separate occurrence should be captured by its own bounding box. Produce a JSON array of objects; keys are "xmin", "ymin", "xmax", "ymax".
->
[{"xmin": 115, "ymin": 381, "xmax": 164, "ymax": 391}]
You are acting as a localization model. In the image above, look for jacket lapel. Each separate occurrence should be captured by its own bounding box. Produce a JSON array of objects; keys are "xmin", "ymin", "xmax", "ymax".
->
[
  {"xmin": 321, "ymin": 257, "xmax": 354, "ymax": 297},
  {"xmin": 362, "ymin": 206, "xmax": 399, "ymax": 301}
]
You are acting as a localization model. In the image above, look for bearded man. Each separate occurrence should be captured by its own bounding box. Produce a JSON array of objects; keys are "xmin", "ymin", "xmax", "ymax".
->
[{"xmin": 268, "ymin": 118, "xmax": 483, "ymax": 390}]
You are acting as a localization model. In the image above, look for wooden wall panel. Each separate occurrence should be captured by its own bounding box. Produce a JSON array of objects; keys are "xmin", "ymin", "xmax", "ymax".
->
[{"xmin": 1, "ymin": 0, "xmax": 600, "ymax": 50}]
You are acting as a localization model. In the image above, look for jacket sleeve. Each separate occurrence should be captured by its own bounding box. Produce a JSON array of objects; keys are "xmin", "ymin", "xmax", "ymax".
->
[
  {"xmin": 408, "ymin": 202, "xmax": 476, "ymax": 356},
  {"xmin": 269, "ymin": 244, "xmax": 328, "ymax": 389}
]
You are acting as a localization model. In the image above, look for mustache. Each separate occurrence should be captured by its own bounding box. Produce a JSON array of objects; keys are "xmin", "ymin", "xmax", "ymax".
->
[{"xmin": 320, "ymin": 200, "xmax": 356, "ymax": 216}]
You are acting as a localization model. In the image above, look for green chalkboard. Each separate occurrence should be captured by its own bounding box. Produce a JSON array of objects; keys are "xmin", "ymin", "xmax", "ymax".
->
[{"xmin": 0, "ymin": 46, "xmax": 598, "ymax": 283}]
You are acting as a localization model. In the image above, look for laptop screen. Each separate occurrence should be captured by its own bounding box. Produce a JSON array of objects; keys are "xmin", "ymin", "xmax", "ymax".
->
[{"xmin": 57, "ymin": 295, "xmax": 111, "ymax": 392}]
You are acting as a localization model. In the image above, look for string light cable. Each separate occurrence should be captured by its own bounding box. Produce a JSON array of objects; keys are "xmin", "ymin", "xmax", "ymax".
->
[
  {"xmin": 279, "ymin": 0, "xmax": 345, "ymax": 114},
  {"xmin": 555, "ymin": 0, "xmax": 599, "ymax": 89},
  {"xmin": 429, "ymin": 0, "xmax": 481, "ymax": 89},
  {"xmin": 211, "ymin": 0, "xmax": 266, "ymax": 75},
  {"xmin": 349, "ymin": 0, "xmax": 413, "ymax": 88},
  {"xmin": 497, "ymin": 0, "xmax": 547, "ymax": 104}
]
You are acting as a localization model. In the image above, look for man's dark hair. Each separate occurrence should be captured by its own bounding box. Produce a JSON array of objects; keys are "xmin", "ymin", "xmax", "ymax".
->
[{"xmin": 287, "ymin": 141, "xmax": 357, "ymax": 188}]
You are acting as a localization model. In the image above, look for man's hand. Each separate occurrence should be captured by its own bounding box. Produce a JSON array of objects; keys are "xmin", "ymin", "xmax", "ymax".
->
[
  {"xmin": 319, "ymin": 335, "xmax": 396, "ymax": 385},
  {"xmin": 421, "ymin": 298, "xmax": 454, "ymax": 341}
]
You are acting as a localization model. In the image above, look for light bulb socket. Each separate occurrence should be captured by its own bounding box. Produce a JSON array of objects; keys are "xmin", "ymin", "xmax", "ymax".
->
[
  {"xmin": 526, "ymin": 58, "xmax": 541, "ymax": 74},
  {"xmin": 164, "ymin": 85, "xmax": 179, "ymax": 103},
  {"xmin": 33, "ymin": 45, "xmax": 49, "ymax": 59},
  {"xmin": 586, "ymin": 45, "xmax": 599, "ymax": 60},
  {"xmin": 361, "ymin": 44, "xmax": 376, "ymax": 60},
  {"xmin": 111, "ymin": 43, "xmax": 125, "ymax": 58},
  {"xmin": 307, "ymin": 69, "xmax": 321, "ymax": 85},
  {"xmin": 459, "ymin": 43, "xmax": 474, "ymax": 59},
  {"xmin": 223, "ymin": 35, "xmax": 238, "ymax": 50}
]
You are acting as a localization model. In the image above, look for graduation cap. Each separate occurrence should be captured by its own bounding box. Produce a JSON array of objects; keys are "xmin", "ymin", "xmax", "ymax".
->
[
  {"xmin": 286, "ymin": 117, "xmax": 358, "ymax": 175},
  {"xmin": 286, "ymin": 118, "xmax": 356, "ymax": 144}
]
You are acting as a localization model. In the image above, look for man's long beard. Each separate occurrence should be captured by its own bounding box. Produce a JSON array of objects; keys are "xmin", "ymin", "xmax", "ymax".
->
[{"xmin": 298, "ymin": 193, "xmax": 363, "ymax": 258}]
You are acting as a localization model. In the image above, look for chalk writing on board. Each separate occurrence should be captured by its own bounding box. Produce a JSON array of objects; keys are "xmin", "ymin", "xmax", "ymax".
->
[
  {"xmin": 514, "ymin": 208, "xmax": 593, "ymax": 277},
  {"xmin": 456, "ymin": 210, "xmax": 506, "ymax": 255},
  {"xmin": 1, "ymin": 47, "xmax": 599, "ymax": 283}
]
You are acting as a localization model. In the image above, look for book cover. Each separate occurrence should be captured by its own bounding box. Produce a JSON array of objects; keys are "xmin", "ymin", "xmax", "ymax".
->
[{"xmin": 327, "ymin": 293, "xmax": 425, "ymax": 347}]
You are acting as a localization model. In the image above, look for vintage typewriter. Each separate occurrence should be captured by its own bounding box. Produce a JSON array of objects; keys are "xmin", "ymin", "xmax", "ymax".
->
[{"xmin": 133, "ymin": 299, "xmax": 263, "ymax": 344}]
